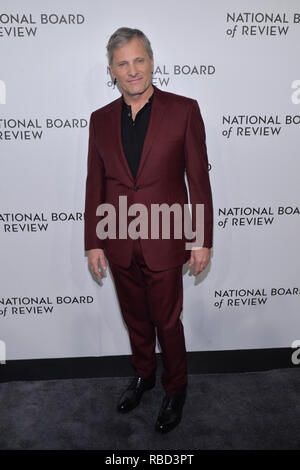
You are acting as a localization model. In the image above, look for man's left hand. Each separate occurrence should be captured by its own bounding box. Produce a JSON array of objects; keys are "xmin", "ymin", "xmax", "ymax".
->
[{"xmin": 188, "ymin": 247, "xmax": 211, "ymax": 276}]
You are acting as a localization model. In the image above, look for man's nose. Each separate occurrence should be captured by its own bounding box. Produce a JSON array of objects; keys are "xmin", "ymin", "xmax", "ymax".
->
[{"xmin": 128, "ymin": 64, "xmax": 138, "ymax": 76}]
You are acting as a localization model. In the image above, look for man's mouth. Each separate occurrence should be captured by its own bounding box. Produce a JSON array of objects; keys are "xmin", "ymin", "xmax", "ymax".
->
[{"xmin": 128, "ymin": 78, "xmax": 142, "ymax": 83}]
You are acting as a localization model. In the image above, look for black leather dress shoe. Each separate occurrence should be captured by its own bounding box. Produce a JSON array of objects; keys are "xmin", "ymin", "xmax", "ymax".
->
[
  {"xmin": 155, "ymin": 391, "xmax": 186, "ymax": 433},
  {"xmin": 117, "ymin": 375, "xmax": 156, "ymax": 413}
]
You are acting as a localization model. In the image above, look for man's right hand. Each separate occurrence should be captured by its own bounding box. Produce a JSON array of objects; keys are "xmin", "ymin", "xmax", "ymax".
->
[{"xmin": 88, "ymin": 248, "xmax": 107, "ymax": 279}]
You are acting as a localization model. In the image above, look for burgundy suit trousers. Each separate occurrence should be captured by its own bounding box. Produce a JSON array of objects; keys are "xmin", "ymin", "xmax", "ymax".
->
[{"xmin": 108, "ymin": 237, "xmax": 188, "ymax": 395}]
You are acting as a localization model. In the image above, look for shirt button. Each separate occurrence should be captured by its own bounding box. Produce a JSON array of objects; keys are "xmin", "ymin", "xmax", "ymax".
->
[{"xmin": 133, "ymin": 186, "xmax": 140, "ymax": 191}]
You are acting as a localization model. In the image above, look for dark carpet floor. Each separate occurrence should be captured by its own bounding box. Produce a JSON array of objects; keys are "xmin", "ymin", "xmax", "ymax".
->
[{"xmin": 1, "ymin": 367, "xmax": 300, "ymax": 450}]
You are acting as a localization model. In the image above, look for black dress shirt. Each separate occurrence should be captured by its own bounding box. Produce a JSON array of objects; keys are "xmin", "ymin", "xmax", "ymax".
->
[{"xmin": 121, "ymin": 92, "xmax": 154, "ymax": 181}]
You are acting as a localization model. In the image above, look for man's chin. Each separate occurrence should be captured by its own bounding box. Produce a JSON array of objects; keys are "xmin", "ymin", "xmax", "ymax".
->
[{"xmin": 127, "ymin": 90, "xmax": 144, "ymax": 96}]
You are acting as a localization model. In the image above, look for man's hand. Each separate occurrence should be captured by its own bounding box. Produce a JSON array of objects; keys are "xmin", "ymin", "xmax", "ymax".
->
[
  {"xmin": 188, "ymin": 247, "xmax": 211, "ymax": 276},
  {"xmin": 88, "ymin": 248, "xmax": 107, "ymax": 279}
]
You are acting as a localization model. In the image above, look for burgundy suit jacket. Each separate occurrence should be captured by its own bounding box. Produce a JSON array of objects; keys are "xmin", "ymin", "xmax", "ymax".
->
[{"xmin": 84, "ymin": 85, "xmax": 213, "ymax": 271}]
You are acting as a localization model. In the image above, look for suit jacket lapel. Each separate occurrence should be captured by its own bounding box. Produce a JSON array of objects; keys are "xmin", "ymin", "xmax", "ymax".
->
[
  {"xmin": 135, "ymin": 85, "xmax": 166, "ymax": 182},
  {"xmin": 110, "ymin": 97, "xmax": 135, "ymax": 184}
]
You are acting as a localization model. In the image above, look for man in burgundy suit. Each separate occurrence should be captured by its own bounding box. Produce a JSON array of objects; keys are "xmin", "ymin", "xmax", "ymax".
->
[{"xmin": 84, "ymin": 27, "xmax": 213, "ymax": 433}]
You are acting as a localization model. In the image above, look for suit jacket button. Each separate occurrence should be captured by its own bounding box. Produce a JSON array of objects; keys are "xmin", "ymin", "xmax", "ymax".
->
[{"xmin": 133, "ymin": 186, "xmax": 140, "ymax": 191}]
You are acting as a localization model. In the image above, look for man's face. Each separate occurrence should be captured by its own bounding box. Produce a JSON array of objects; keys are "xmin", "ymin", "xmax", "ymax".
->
[{"xmin": 109, "ymin": 37, "xmax": 154, "ymax": 98}]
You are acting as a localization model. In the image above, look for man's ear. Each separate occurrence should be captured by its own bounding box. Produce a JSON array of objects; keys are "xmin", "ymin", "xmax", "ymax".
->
[{"xmin": 108, "ymin": 65, "xmax": 114, "ymax": 80}]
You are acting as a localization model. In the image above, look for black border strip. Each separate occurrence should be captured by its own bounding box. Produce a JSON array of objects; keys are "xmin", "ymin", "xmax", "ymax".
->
[{"xmin": 0, "ymin": 347, "xmax": 296, "ymax": 383}]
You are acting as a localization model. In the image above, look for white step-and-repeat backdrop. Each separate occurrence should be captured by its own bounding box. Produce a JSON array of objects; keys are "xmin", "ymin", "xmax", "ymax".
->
[{"xmin": 1, "ymin": 0, "xmax": 299, "ymax": 361}]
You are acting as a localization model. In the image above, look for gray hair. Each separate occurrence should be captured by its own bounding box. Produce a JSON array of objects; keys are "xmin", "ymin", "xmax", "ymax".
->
[{"xmin": 106, "ymin": 27, "xmax": 153, "ymax": 65}]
